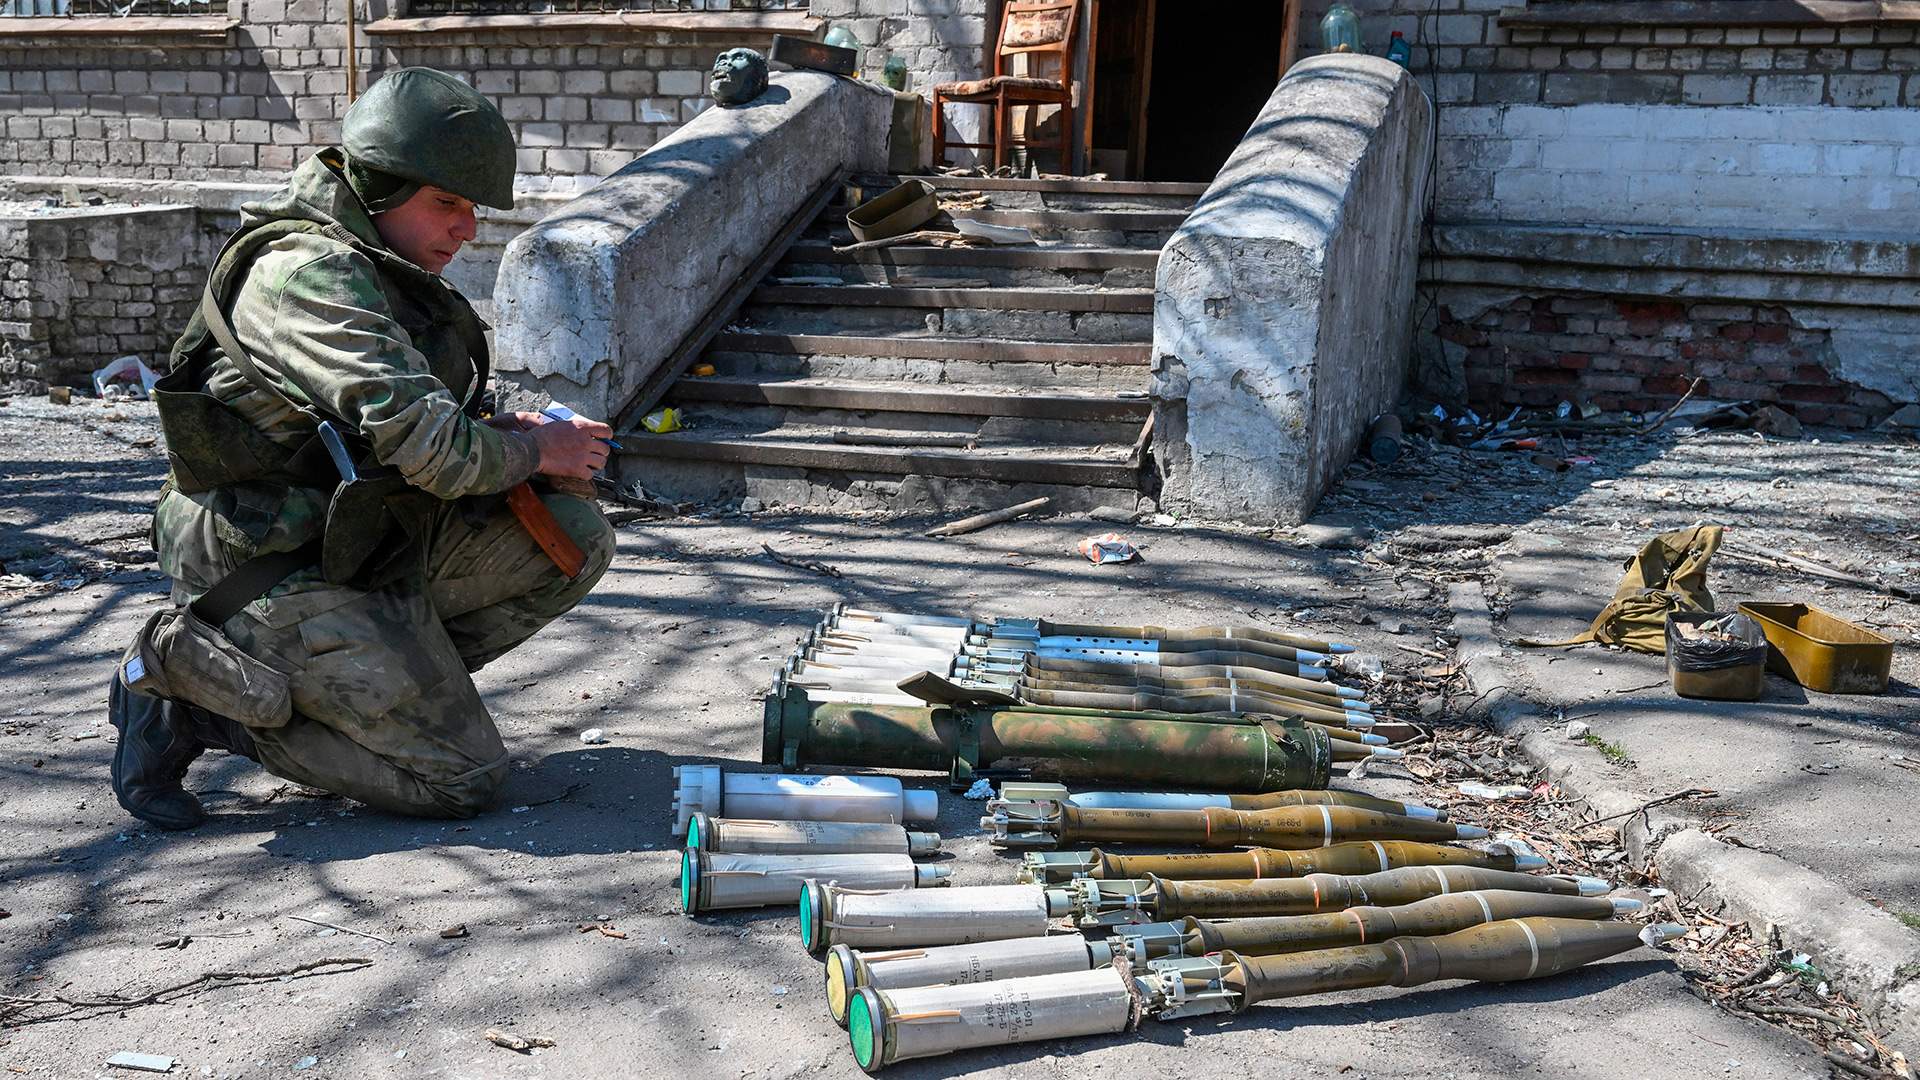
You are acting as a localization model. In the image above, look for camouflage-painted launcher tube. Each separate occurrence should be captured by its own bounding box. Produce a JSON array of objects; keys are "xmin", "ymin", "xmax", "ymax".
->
[
  {"xmin": 1162, "ymin": 890, "xmax": 1635, "ymax": 958},
  {"xmin": 1029, "ymin": 655, "xmax": 1350, "ymax": 694},
  {"xmin": 1019, "ymin": 684, "xmax": 1368, "ymax": 728},
  {"xmin": 763, "ymin": 696, "xmax": 1332, "ymax": 792},
  {"xmin": 1064, "ymin": 865, "xmax": 1607, "ymax": 927},
  {"xmin": 985, "ymin": 802, "xmax": 1479, "ymax": 850},
  {"xmin": 1020, "ymin": 840, "xmax": 1542, "ymax": 884},
  {"xmin": 1022, "ymin": 670, "xmax": 1368, "ymax": 713},
  {"xmin": 1140, "ymin": 918, "xmax": 1684, "ymax": 1018}
]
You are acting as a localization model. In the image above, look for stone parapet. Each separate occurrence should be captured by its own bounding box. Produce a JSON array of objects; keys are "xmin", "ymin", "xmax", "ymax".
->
[{"xmin": 1150, "ymin": 55, "xmax": 1432, "ymax": 524}]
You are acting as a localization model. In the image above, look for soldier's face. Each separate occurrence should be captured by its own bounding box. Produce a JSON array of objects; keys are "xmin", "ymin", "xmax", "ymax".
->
[{"xmin": 374, "ymin": 185, "xmax": 478, "ymax": 274}]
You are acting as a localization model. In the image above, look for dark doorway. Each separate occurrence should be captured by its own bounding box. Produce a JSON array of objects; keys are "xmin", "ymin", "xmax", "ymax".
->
[{"xmin": 1142, "ymin": 2, "xmax": 1289, "ymax": 181}]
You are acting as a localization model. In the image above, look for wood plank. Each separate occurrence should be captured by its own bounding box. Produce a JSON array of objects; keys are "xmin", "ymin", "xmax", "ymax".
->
[
  {"xmin": 1496, "ymin": 0, "xmax": 1919, "ymax": 26},
  {"xmin": 750, "ymin": 284, "xmax": 1153, "ymax": 313},
  {"xmin": 669, "ymin": 377, "xmax": 1152, "ymax": 420},
  {"xmin": 615, "ymin": 436, "xmax": 1144, "ymax": 488},
  {"xmin": 785, "ymin": 242, "xmax": 1160, "ymax": 270},
  {"xmin": 363, "ymin": 11, "xmax": 816, "ymax": 34},
  {"xmin": 709, "ymin": 333, "xmax": 1151, "ymax": 365},
  {"xmin": 613, "ymin": 174, "xmax": 844, "ymax": 429}
]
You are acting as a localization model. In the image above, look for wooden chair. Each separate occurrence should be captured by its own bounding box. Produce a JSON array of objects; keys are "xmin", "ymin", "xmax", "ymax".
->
[{"xmin": 931, "ymin": 0, "xmax": 1078, "ymax": 172}]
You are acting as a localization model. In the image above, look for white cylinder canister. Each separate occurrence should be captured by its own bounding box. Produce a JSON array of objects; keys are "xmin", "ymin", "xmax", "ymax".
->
[
  {"xmin": 801, "ymin": 882, "xmax": 1062, "ymax": 956},
  {"xmin": 681, "ymin": 851, "xmax": 949, "ymax": 914},
  {"xmin": 846, "ymin": 966, "xmax": 1133, "ymax": 1073},
  {"xmin": 672, "ymin": 767, "xmax": 938, "ymax": 837},
  {"xmin": 823, "ymin": 936, "xmax": 1116, "ymax": 1026},
  {"xmin": 686, "ymin": 815, "xmax": 940, "ymax": 857}
]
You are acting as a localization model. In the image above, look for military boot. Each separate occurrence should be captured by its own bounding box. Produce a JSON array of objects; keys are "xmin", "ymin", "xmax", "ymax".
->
[{"xmin": 107, "ymin": 675, "xmax": 207, "ymax": 830}]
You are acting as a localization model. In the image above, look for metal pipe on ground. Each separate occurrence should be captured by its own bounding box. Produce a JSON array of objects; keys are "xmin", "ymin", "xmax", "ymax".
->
[
  {"xmin": 1017, "ymin": 839, "xmax": 1542, "ymax": 884},
  {"xmin": 982, "ymin": 800, "xmax": 1476, "ymax": 849}
]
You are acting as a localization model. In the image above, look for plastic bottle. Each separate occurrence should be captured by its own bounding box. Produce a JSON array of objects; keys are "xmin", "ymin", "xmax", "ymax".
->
[
  {"xmin": 1387, "ymin": 29, "xmax": 1412, "ymax": 66},
  {"xmin": 1320, "ymin": 2, "xmax": 1362, "ymax": 54}
]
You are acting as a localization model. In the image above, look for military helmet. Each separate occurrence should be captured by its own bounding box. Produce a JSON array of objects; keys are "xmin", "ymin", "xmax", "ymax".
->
[{"xmin": 342, "ymin": 67, "xmax": 516, "ymax": 211}]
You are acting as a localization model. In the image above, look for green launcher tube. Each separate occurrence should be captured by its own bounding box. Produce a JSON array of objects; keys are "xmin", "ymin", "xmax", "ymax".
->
[
  {"xmin": 984, "ymin": 801, "xmax": 1481, "ymax": 849},
  {"xmin": 1141, "ymin": 917, "xmax": 1686, "ymax": 1018},
  {"xmin": 762, "ymin": 693, "xmax": 1332, "ymax": 792},
  {"xmin": 1063, "ymin": 864, "xmax": 1609, "ymax": 928}
]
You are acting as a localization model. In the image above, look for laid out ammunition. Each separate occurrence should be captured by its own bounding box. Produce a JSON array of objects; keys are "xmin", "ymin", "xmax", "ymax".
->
[
  {"xmin": 801, "ymin": 882, "xmax": 1064, "ymax": 957},
  {"xmin": 763, "ymin": 694, "xmax": 1334, "ymax": 793},
  {"xmin": 671, "ymin": 766, "xmax": 937, "ymax": 837},
  {"xmin": 1139, "ymin": 917, "xmax": 1687, "ymax": 1018},
  {"xmin": 828, "ymin": 605, "xmax": 1354, "ymax": 655},
  {"xmin": 821, "ymin": 936, "xmax": 1119, "ymax": 1026},
  {"xmin": 1019, "ymin": 683, "xmax": 1372, "ymax": 729},
  {"xmin": 1000, "ymin": 783, "xmax": 1443, "ymax": 821},
  {"xmin": 1019, "ymin": 662, "xmax": 1366, "ymax": 706},
  {"xmin": 1063, "ymin": 865, "xmax": 1610, "ymax": 927},
  {"xmin": 983, "ymin": 800, "xmax": 1481, "ymax": 850},
  {"xmin": 846, "ymin": 965, "xmax": 1133, "ymax": 1073},
  {"xmin": 681, "ymin": 850, "xmax": 948, "ymax": 914},
  {"xmin": 1117, "ymin": 890, "xmax": 1640, "ymax": 960},
  {"xmin": 685, "ymin": 815, "xmax": 940, "ymax": 857},
  {"xmin": 1018, "ymin": 840, "xmax": 1542, "ymax": 884},
  {"xmin": 1029, "ymin": 653, "xmax": 1340, "ymax": 688}
]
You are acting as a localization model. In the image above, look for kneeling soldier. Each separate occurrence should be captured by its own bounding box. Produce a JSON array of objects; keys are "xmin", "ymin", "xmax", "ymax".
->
[{"xmin": 110, "ymin": 68, "xmax": 615, "ymax": 828}]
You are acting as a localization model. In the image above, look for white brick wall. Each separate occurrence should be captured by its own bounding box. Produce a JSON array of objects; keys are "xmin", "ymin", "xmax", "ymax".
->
[{"xmin": 1437, "ymin": 103, "xmax": 1920, "ymax": 232}]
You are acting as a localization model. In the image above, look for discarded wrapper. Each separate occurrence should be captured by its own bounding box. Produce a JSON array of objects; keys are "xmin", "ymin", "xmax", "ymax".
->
[
  {"xmin": 1077, "ymin": 533, "xmax": 1139, "ymax": 564},
  {"xmin": 641, "ymin": 407, "xmax": 684, "ymax": 434},
  {"xmin": 91, "ymin": 355, "xmax": 160, "ymax": 400}
]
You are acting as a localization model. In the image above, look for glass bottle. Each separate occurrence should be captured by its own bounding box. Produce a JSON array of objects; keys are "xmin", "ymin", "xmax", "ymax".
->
[{"xmin": 1320, "ymin": 2, "xmax": 1362, "ymax": 54}]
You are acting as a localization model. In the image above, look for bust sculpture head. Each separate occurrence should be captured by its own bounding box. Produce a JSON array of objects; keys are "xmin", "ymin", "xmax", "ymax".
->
[{"xmin": 710, "ymin": 48, "xmax": 769, "ymax": 106}]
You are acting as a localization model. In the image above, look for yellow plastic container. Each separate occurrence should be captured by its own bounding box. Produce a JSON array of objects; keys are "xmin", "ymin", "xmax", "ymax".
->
[
  {"xmin": 1737, "ymin": 602, "xmax": 1893, "ymax": 694},
  {"xmin": 1665, "ymin": 612, "xmax": 1767, "ymax": 702}
]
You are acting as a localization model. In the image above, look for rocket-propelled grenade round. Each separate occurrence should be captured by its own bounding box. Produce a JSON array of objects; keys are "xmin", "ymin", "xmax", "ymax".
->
[
  {"xmin": 1124, "ymin": 890, "xmax": 1639, "ymax": 960},
  {"xmin": 1140, "ymin": 917, "xmax": 1687, "ymax": 1018},
  {"xmin": 1019, "ymin": 840, "xmax": 1544, "ymax": 884},
  {"xmin": 801, "ymin": 881, "xmax": 1067, "ymax": 957},
  {"xmin": 846, "ymin": 966, "xmax": 1134, "ymax": 1074},
  {"xmin": 822, "ymin": 935, "xmax": 1118, "ymax": 1027},
  {"xmin": 686, "ymin": 814, "xmax": 941, "ymax": 857},
  {"xmin": 1063, "ymin": 864, "xmax": 1612, "ymax": 927},
  {"xmin": 983, "ymin": 800, "xmax": 1484, "ymax": 850},
  {"xmin": 1059, "ymin": 788, "xmax": 1444, "ymax": 820}
]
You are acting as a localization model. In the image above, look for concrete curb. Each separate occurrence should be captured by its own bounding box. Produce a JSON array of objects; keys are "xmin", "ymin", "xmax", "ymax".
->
[{"xmin": 1447, "ymin": 580, "xmax": 1920, "ymax": 1054}]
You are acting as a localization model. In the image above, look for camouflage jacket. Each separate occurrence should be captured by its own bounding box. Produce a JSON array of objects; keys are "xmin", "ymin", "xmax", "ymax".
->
[{"xmin": 154, "ymin": 150, "xmax": 538, "ymax": 627}]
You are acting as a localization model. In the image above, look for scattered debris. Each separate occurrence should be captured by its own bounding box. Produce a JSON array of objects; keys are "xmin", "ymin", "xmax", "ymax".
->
[
  {"xmin": 438, "ymin": 925, "xmax": 468, "ymax": 939},
  {"xmin": 579, "ymin": 727, "xmax": 608, "ymax": 745},
  {"xmin": 927, "ymin": 497, "xmax": 1051, "ymax": 538},
  {"xmin": 484, "ymin": 1029, "xmax": 556, "ymax": 1053},
  {"xmin": 1076, "ymin": 533, "xmax": 1139, "ymax": 565},
  {"xmin": 1456, "ymin": 781, "xmax": 1532, "ymax": 800},
  {"xmin": 285, "ymin": 914, "xmax": 393, "ymax": 946},
  {"xmin": 961, "ymin": 778, "xmax": 996, "ymax": 800},
  {"xmin": 0, "ymin": 958, "xmax": 373, "ymax": 1027},
  {"xmin": 761, "ymin": 543, "xmax": 843, "ymax": 578},
  {"xmin": 90, "ymin": 355, "xmax": 161, "ymax": 400},
  {"xmin": 104, "ymin": 1051, "xmax": 176, "ymax": 1073},
  {"xmin": 48, "ymin": 386, "xmax": 72, "ymax": 405}
]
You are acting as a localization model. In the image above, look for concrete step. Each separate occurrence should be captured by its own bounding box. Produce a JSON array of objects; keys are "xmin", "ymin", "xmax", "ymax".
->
[
  {"xmin": 774, "ymin": 242, "xmax": 1158, "ymax": 289},
  {"xmin": 702, "ymin": 333, "xmax": 1150, "ymax": 389},
  {"xmin": 807, "ymin": 208, "xmax": 1182, "ymax": 249},
  {"xmin": 668, "ymin": 375, "xmax": 1150, "ymax": 422},
  {"xmin": 734, "ymin": 290, "xmax": 1153, "ymax": 343}
]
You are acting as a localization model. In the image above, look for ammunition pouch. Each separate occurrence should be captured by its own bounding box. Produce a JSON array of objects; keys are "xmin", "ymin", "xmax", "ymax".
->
[
  {"xmin": 316, "ymin": 433, "xmax": 436, "ymax": 590},
  {"xmin": 118, "ymin": 543, "xmax": 319, "ymax": 730}
]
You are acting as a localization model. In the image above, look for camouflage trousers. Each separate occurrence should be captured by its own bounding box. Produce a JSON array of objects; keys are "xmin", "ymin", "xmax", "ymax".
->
[{"xmin": 220, "ymin": 492, "xmax": 614, "ymax": 818}]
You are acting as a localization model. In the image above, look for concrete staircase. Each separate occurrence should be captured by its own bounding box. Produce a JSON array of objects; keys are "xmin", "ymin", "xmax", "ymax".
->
[{"xmin": 612, "ymin": 174, "xmax": 1206, "ymax": 513}]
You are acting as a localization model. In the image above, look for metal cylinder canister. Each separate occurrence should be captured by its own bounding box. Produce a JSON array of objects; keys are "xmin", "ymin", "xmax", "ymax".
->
[
  {"xmin": 686, "ymin": 814, "xmax": 939, "ymax": 857},
  {"xmin": 672, "ymin": 766, "xmax": 938, "ymax": 837},
  {"xmin": 681, "ymin": 850, "xmax": 947, "ymax": 914},
  {"xmin": 822, "ymin": 936, "xmax": 1115, "ymax": 1026},
  {"xmin": 802, "ymin": 882, "xmax": 1060, "ymax": 956},
  {"xmin": 846, "ymin": 966, "xmax": 1134, "ymax": 1073}
]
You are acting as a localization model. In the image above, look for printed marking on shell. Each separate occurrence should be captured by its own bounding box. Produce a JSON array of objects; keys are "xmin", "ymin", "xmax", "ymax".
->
[{"xmin": 1518, "ymin": 920, "xmax": 1541, "ymax": 978}]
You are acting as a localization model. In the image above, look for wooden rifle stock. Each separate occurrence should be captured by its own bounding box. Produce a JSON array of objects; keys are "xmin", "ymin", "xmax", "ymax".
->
[{"xmin": 505, "ymin": 482, "xmax": 586, "ymax": 578}]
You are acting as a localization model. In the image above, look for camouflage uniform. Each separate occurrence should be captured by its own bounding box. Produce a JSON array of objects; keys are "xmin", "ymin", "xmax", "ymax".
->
[{"xmin": 154, "ymin": 150, "xmax": 613, "ymax": 818}]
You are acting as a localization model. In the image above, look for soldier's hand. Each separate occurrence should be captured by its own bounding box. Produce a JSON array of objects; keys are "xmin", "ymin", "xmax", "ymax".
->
[
  {"xmin": 486, "ymin": 411, "xmax": 547, "ymax": 434},
  {"xmin": 530, "ymin": 415, "xmax": 614, "ymax": 479}
]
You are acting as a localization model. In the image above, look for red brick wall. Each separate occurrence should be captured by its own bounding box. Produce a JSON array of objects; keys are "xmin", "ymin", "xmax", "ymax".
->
[{"xmin": 1444, "ymin": 296, "xmax": 1896, "ymax": 428}]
